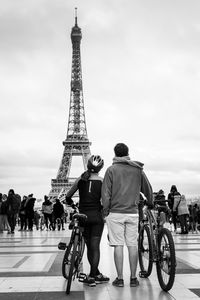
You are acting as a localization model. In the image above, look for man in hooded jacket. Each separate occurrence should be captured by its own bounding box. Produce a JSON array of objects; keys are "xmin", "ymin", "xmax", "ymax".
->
[{"xmin": 101, "ymin": 143, "xmax": 153, "ymax": 288}]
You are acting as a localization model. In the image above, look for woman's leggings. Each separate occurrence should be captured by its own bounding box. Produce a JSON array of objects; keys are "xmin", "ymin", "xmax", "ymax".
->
[{"xmin": 82, "ymin": 210, "xmax": 104, "ymax": 277}]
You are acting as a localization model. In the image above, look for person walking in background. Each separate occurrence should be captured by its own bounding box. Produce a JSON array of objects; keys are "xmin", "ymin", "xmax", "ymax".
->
[
  {"xmin": 25, "ymin": 194, "xmax": 36, "ymax": 231},
  {"xmin": 53, "ymin": 198, "xmax": 65, "ymax": 230},
  {"xmin": 0, "ymin": 194, "xmax": 10, "ymax": 233},
  {"xmin": 0, "ymin": 193, "xmax": 4, "ymax": 233},
  {"xmin": 34, "ymin": 209, "xmax": 41, "ymax": 230},
  {"xmin": 154, "ymin": 189, "xmax": 168, "ymax": 226},
  {"xmin": 168, "ymin": 185, "xmax": 181, "ymax": 233},
  {"xmin": 42, "ymin": 195, "xmax": 53, "ymax": 230},
  {"xmin": 102, "ymin": 143, "xmax": 153, "ymax": 288},
  {"xmin": 174, "ymin": 194, "xmax": 189, "ymax": 234},
  {"xmin": 6, "ymin": 189, "xmax": 21, "ymax": 234},
  {"xmin": 18, "ymin": 196, "xmax": 28, "ymax": 231},
  {"xmin": 154, "ymin": 189, "xmax": 166, "ymax": 204},
  {"xmin": 188, "ymin": 203, "xmax": 198, "ymax": 233},
  {"xmin": 65, "ymin": 155, "xmax": 109, "ymax": 287}
]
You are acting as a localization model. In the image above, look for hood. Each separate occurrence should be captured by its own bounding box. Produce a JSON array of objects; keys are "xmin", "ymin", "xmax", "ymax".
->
[
  {"xmin": 170, "ymin": 185, "xmax": 177, "ymax": 193},
  {"xmin": 113, "ymin": 156, "xmax": 143, "ymax": 169},
  {"xmin": 43, "ymin": 200, "xmax": 52, "ymax": 206}
]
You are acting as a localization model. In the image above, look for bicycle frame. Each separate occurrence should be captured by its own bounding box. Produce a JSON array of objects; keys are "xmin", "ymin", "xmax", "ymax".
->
[
  {"xmin": 143, "ymin": 207, "xmax": 162, "ymax": 262},
  {"xmin": 138, "ymin": 200, "xmax": 176, "ymax": 291},
  {"xmin": 58, "ymin": 212, "xmax": 87, "ymax": 294}
]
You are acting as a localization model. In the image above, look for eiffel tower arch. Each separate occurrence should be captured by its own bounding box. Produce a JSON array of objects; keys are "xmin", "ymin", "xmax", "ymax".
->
[{"xmin": 49, "ymin": 9, "xmax": 91, "ymax": 200}]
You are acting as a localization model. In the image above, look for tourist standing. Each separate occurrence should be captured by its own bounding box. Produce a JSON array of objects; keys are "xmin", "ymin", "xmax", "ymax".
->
[
  {"xmin": 66, "ymin": 155, "xmax": 109, "ymax": 287},
  {"xmin": 7, "ymin": 189, "xmax": 21, "ymax": 234},
  {"xmin": 189, "ymin": 204, "xmax": 198, "ymax": 233},
  {"xmin": 154, "ymin": 189, "xmax": 167, "ymax": 226},
  {"xmin": 25, "ymin": 194, "xmax": 36, "ymax": 231},
  {"xmin": 0, "ymin": 194, "xmax": 10, "ymax": 232},
  {"xmin": 102, "ymin": 143, "xmax": 153, "ymax": 287},
  {"xmin": 18, "ymin": 196, "xmax": 28, "ymax": 231},
  {"xmin": 53, "ymin": 199, "xmax": 65, "ymax": 230},
  {"xmin": 174, "ymin": 194, "xmax": 189, "ymax": 234},
  {"xmin": 0, "ymin": 193, "xmax": 4, "ymax": 233},
  {"xmin": 168, "ymin": 185, "xmax": 181, "ymax": 232},
  {"xmin": 42, "ymin": 195, "xmax": 53, "ymax": 230}
]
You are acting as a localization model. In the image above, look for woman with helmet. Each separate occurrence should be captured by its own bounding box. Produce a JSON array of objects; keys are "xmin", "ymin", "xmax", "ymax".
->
[{"xmin": 65, "ymin": 155, "xmax": 109, "ymax": 287}]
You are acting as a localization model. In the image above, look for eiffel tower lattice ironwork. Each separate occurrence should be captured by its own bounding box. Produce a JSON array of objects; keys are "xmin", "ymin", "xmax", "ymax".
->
[{"xmin": 49, "ymin": 9, "xmax": 91, "ymax": 199}]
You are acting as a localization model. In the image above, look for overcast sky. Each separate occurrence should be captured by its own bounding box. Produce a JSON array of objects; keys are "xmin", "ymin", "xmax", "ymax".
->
[{"xmin": 1, "ymin": 0, "xmax": 200, "ymax": 199}]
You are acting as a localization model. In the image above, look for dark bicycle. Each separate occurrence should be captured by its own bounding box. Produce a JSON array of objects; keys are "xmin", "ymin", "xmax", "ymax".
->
[
  {"xmin": 138, "ymin": 198, "xmax": 176, "ymax": 291},
  {"xmin": 58, "ymin": 212, "xmax": 87, "ymax": 294}
]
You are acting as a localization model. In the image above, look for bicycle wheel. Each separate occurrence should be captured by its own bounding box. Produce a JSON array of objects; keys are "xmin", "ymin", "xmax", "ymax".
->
[
  {"xmin": 156, "ymin": 227, "xmax": 176, "ymax": 291},
  {"xmin": 66, "ymin": 234, "xmax": 79, "ymax": 294},
  {"xmin": 138, "ymin": 224, "xmax": 153, "ymax": 277}
]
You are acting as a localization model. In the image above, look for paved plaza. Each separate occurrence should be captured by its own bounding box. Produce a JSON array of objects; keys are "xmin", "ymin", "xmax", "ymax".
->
[{"xmin": 0, "ymin": 223, "xmax": 200, "ymax": 300}]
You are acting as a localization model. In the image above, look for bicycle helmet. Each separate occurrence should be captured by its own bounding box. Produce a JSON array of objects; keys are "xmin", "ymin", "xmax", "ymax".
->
[{"xmin": 87, "ymin": 155, "xmax": 104, "ymax": 173}]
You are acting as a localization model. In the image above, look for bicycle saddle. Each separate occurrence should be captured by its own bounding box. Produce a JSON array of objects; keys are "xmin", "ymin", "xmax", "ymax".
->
[{"xmin": 72, "ymin": 213, "xmax": 87, "ymax": 222}]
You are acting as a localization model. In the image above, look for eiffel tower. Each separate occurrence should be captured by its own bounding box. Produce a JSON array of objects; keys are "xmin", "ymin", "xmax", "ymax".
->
[{"xmin": 49, "ymin": 9, "xmax": 91, "ymax": 200}]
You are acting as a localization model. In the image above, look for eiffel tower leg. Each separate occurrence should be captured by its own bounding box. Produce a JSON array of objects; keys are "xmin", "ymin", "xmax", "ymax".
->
[{"xmin": 57, "ymin": 146, "xmax": 73, "ymax": 180}]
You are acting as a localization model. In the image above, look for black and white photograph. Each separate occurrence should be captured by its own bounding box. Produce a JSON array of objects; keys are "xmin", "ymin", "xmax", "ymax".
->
[{"xmin": 0, "ymin": 1, "xmax": 200, "ymax": 299}]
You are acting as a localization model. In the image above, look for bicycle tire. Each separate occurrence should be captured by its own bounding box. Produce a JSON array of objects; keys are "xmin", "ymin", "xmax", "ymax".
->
[
  {"xmin": 62, "ymin": 240, "xmax": 73, "ymax": 279},
  {"xmin": 66, "ymin": 234, "xmax": 79, "ymax": 294},
  {"xmin": 138, "ymin": 224, "xmax": 153, "ymax": 277},
  {"xmin": 80, "ymin": 237, "xmax": 85, "ymax": 259},
  {"xmin": 77, "ymin": 235, "xmax": 85, "ymax": 271},
  {"xmin": 156, "ymin": 227, "xmax": 176, "ymax": 291}
]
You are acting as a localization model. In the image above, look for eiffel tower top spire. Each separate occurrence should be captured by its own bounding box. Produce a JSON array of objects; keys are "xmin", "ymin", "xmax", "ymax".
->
[
  {"xmin": 71, "ymin": 7, "xmax": 82, "ymax": 43},
  {"xmin": 75, "ymin": 7, "xmax": 78, "ymax": 26}
]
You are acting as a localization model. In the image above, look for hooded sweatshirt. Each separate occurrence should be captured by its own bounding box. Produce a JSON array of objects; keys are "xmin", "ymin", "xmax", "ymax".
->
[{"xmin": 101, "ymin": 156, "xmax": 153, "ymax": 215}]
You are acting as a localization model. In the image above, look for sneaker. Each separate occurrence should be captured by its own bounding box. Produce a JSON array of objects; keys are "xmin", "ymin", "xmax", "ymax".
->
[
  {"xmin": 95, "ymin": 273, "xmax": 110, "ymax": 284},
  {"xmin": 112, "ymin": 277, "xmax": 124, "ymax": 287},
  {"xmin": 130, "ymin": 277, "xmax": 139, "ymax": 287},
  {"xmin": 82, "ymin": 275, "xmax": 96, "ymax": 287}
]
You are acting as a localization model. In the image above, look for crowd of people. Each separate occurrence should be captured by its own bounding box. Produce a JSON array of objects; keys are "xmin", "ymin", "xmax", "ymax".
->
[
  {"xmin": 0, "ymin": 142, "xmax": 200, "ymax": 289},
  {"xmin": 0, "ymin": 191, "xmax": 67, "ymax": 234},
  {"xmin": 153, "ymin": 185, "xmax": 200, "ymax": 235},
  {"xmin": 167, "ymin": 185, "xmax": 200, "ymax": 234}
]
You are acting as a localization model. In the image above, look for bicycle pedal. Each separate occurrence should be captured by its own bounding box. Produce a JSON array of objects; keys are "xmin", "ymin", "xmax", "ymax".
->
[
  {"xmin": 58, "ymin": 242, "xmax": 66, "ymax": 250},
  {"xmin": 139, "ymin": 271, "xmax": 148, "ymax": 278},
  {"xmin": 78, "ymin": 273, "xmax": 86, "ymax": 282}
]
